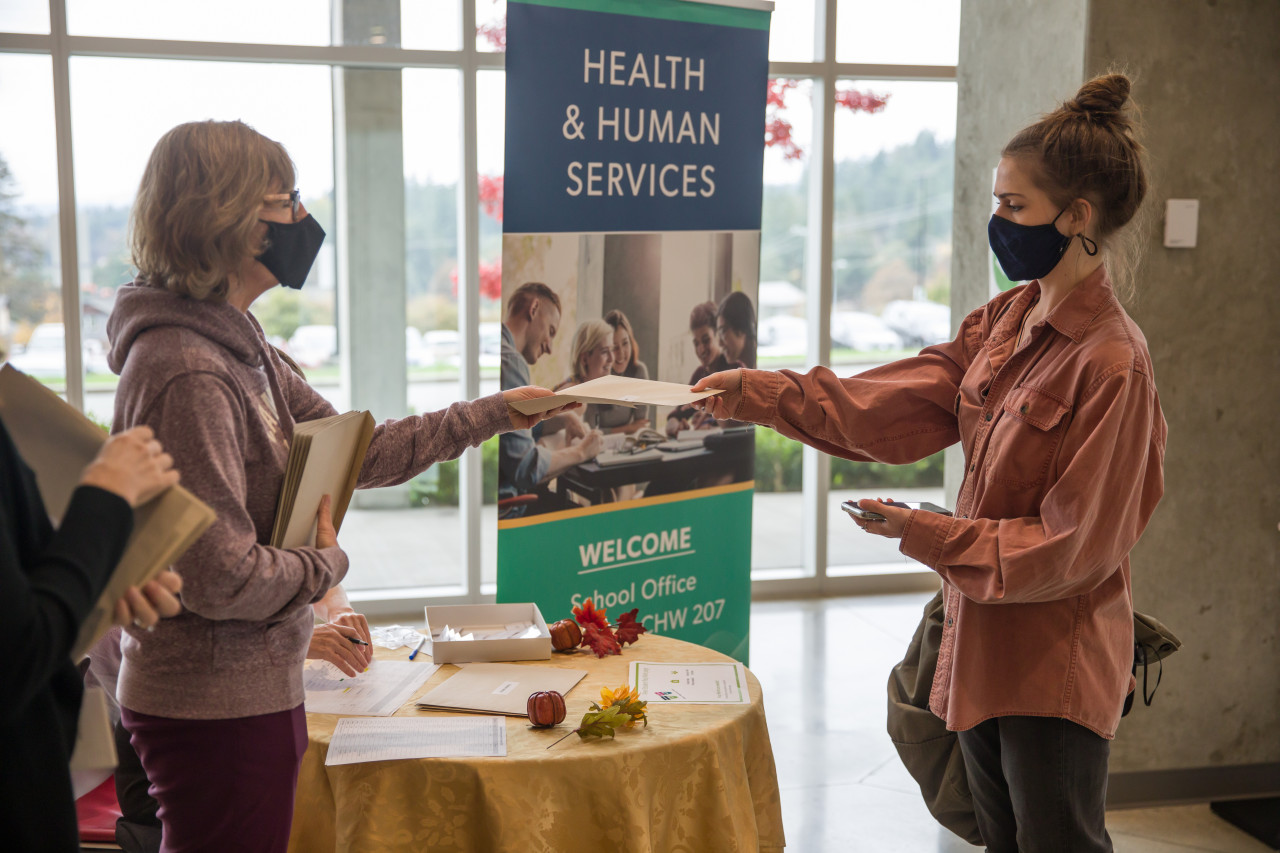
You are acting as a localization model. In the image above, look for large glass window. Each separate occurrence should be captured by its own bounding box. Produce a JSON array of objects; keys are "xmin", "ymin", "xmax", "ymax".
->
[
  {"xmin": 0, "ymin": 54, "xmax": 63, "ymax": 394},
  {"xmin": 3, "ymin": 0, "xmax": 959, "ymax": 605},
  {"xmin": 67, "ymin": 56, "xmax": 337, "ymax": 424},
  {"xmin": 826, "ymin": 80, "xmax": 956, "ymax": 573},
  {"xmin": 754, "ymin": 77, "xmax": 814, "ymax": 579}
]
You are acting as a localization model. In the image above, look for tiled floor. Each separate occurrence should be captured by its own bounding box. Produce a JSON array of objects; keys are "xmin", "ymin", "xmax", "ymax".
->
[{"xmin": 748, "ymin": 593, "xmax": 1274, "ymax": 853}]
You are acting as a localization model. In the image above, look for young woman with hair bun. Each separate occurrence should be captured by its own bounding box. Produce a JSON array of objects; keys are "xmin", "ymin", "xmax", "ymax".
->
[{"xmin": 694, "ymin": 73, "xmax": 1165, "ymax": 852}]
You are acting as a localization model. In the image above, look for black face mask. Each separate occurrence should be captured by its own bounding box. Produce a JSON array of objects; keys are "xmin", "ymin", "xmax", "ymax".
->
[{"xmin": 258, "ymin": 215, "xmax": 326, "ymax": 290}]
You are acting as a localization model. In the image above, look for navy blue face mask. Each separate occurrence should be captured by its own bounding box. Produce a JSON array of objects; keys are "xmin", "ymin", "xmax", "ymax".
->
[
  {"xmin": 988, "ymin": 206, "xmax": 1096, "ymax": 282},
  {"xmin": 258, "ymin": 215, "xmax": 326, "ymax": 290}
]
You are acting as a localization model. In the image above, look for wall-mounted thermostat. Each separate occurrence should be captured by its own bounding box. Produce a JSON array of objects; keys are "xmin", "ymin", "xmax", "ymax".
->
[{"xmin": 1164, "ymin": 199, "xmax": 1199, "ymax": 248}]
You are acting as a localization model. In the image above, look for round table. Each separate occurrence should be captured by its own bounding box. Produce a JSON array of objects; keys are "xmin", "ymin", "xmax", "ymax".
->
[{"xmin": 288, "ymin": 634, "xmax": 785, "ymax": 852}]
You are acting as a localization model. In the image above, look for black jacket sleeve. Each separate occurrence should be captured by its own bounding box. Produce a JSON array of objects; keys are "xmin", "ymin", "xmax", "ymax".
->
[{"xmin": 0, "ymin": 418, "xmax": 134, "ymax": 724}]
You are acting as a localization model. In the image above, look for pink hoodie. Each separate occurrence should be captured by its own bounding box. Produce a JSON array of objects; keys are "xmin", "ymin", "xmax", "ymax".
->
[{"xmin": 107, "ymin": 283, "xmax": 511, "ymax": 719}]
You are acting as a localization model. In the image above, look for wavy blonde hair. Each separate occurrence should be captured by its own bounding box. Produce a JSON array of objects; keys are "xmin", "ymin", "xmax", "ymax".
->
[
  {"xmin": 568, "ymin": 319, "xmax": 614, "ymax": 384},
  {"xmin": 130, "ymin": 120, "xmax": 295, "ymax": 301}
]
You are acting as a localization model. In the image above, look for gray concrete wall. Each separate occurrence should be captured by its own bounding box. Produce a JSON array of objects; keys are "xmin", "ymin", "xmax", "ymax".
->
[
  {"xmin": 1086, "ymin": 0, "xmax": 1280, "ymax": 773},
  {"xmin": 945, "ymin": 0, "xmax": 1090, "ymax": 505},
  {"xmin": 952, "ymin": 0, "xmax": 1280, "ymax": 784}
]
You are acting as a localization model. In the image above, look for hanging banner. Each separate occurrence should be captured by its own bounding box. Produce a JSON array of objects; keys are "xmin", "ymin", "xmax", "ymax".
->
[{"xmin": 497, "ymin": 0, "xmax": 772, "ymax": 664}]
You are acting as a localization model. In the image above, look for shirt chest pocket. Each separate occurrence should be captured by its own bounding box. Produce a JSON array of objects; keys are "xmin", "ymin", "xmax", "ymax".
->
[{"xmin": 987, "ymin": 385, "xmax": 1072, "ymax": 489}]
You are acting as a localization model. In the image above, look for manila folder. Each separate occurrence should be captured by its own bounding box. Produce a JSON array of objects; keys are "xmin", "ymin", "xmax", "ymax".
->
[
  {"xmin": 416, "ymin": 663, "xmax": 588, "ymax": 716},
  {"xmin": 270, "ymin": 411, "xmax": 374, "ymax": 549},
  {"xmin": 0, "ymin": 365, "xmax": 217, "ymax": 660}
]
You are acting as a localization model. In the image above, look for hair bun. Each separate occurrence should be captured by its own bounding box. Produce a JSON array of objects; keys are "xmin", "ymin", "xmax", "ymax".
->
[{"xmin": 1067, "ymin": 74, "xmax": 1131, "ymax": 123}]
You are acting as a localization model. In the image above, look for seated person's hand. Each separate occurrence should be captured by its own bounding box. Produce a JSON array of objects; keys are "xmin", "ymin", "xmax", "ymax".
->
[
  {"xmin": 114, "ymin": 570, "xmax": 183, "ymax": 630},
  {"xmin": 575, "ymin": 429, "xmax": 605, "ymax": 463},
  {"xmin": 307, "ymin": 618, "xmax": 372, "ymax": 677},
  {"xmin": 691, "ymin": 370, "xmax": 742, "ymax": 421},
  {"xmin": 80, "ymin": 426, "xmax": 180, "ymax": 507},
  {"xmin": 666, "ymin": 415, "xmax": 690, "ymax": 437},
  {"xmin": 690, "ymin": 409, "xmax": 718, "ymax": 430},
  {"xmin": 503, "ymin": 386, "xmax": 582, "ymax": 430}
]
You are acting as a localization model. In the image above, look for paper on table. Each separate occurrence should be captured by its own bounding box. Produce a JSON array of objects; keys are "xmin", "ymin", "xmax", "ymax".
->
[
  {"xmin": 628, "ymin": 661, "xmax": 751, "ymax": 704},
  {"xmin": 507, "ymin": 374, "xmax": 721, "ymax": 416},
  {"xmin": 304, "ymin": 659, "xmax": 440, "ymax": 716},
  {"xmin": 416, "ymin": 663, "xmax": 588, "ymax": 716},
  {"xmin": 324, "ymin": 716, "xmax": 507, "ymax": 766}
]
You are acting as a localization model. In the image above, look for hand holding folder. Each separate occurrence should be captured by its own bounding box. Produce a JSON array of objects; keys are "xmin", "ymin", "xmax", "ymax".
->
[
  {"xmin": 270, "ymin": 411, "xmax": 374, "ymax": 548},
  {"xmin": 0, "ymin": 365, "xmax": 216, "ymax": 660}
]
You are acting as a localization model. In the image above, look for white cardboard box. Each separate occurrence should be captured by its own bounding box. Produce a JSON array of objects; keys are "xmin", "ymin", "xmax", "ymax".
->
[{"xmin": 423, "ymin": 602, "xmax": 552, "ymax": 663}]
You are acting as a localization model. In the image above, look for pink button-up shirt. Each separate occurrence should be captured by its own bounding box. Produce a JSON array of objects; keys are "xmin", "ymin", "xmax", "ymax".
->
[{"xmin": 736, "ymin": 267, "xmax": 1166, "ymax": 738}]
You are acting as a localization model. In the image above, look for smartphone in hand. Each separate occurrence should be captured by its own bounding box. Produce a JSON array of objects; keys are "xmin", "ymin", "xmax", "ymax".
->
[{"xmin": 840, "ymin": 500, "xmax": 952, "ymax": 523}]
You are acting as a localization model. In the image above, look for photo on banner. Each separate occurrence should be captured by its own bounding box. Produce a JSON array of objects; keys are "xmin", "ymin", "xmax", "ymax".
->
[{"xmin": 496, "ymin": 0, "xmax": 772, "ymax": 663}]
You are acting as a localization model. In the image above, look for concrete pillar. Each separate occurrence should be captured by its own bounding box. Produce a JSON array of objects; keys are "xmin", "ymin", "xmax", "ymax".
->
[
  {"xmin": 945, "ymin": 0, "xmax": 1089, "ymax": 508},
  {"xmin": 333, "ymin": 0, "xmax": 408, "ymax": 508}
]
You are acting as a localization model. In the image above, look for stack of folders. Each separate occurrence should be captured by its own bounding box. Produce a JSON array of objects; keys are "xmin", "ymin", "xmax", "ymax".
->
[
  {"xmin": 0, "ymin": 365, "xmax": 216, "ymax": 661},
  {"xmin": 270, "ymin": 410, "xmax": 375, "ymax": 549}
]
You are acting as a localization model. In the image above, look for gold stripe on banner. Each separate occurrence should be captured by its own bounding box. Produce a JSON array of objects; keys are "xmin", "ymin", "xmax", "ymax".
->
[{"xmin": 498, "ymin": 480, "xmax": 755, "ymax": 530}]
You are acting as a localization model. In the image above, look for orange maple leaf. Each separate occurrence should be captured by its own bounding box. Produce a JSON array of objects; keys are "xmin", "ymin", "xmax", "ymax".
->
[{"xmin": 572, "ymin": 598, "xmax": 609, "ymax": 631}]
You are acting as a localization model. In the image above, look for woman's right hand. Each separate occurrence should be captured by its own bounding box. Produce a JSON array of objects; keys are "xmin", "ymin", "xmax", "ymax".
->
[
  {"xmin": 691, "ymin": 370, "xmax": 743, "ymax": 421},
  {"xmin": 79, "ymin": 426, "xmax": 180, "ymax": 507}
]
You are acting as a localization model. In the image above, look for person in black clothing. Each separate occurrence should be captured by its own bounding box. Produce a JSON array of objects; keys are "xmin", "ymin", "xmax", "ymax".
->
[{"xmin": 0, "ymin": 419, "xmax": 181, "ymax": 853}]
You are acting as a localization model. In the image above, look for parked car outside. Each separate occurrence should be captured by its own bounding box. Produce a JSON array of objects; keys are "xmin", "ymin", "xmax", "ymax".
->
[
  {"xmin": 6, "ymin": 323, "xmax": 111, "ymax": 377},
  {"xmin": 758, "ymin": 315, "xmax": 810, "ymax": 360},
  {"xmin": 880, "ymin": 300, "xmax": 951, "ymax": 348},
  {"xmin": 831, "ymin": 311, "xmax": 904, "ymax": 352},
  {"xmin": 288, "ymin": 324, "xmax": 338, "ymax": 368},
  {"xmin": 421, "ymin": 329, "xmax": 461, "ymax": 367}
]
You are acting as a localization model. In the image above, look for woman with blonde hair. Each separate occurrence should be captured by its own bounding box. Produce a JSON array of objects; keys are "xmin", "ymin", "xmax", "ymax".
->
[
  {"xmin": 695, "ymin": 74, "xmax": 1164, "ymax": 852},
  {"xmin": 599, "ymin": 309, "xmax": 652, "ymax": 433},
  {"xmin": 556, "ymin": 319, "xmax": 618, "ymax": 432},
  {"xmin": 109, "ymin": 119, "xmax": 565, "ymax": 851}
]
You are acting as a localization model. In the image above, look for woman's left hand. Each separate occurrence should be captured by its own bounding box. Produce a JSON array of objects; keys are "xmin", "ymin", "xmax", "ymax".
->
[
  {"xmin": 114, "ymin": 570, "xmax": 184, "ymax": 630},
  {"xmin": 503, "ymin": 386, "xmax": 581, "ymax": 430},
  {"xmin": 850, "ymin": 498, "xmax": 911, "ymax": 540}
]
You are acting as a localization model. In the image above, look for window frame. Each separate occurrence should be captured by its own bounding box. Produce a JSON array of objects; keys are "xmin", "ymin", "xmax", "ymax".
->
[{"xmin": 0, "ymin": 0, "xmax": 956, "ymax": 618}]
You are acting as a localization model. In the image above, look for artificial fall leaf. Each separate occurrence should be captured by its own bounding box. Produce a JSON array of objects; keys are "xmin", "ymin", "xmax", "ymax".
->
[
  {"xmin": 572, "ymin": 597, "xmax": 609, "ymax": 631},
  {"xmin": 575, "ymin": 704, "xmax": 630, "ymax": 740},
  {"xmin": 581, "ymin": 623, "xmax": 621, "ymax": 658},
  {"xmin": 613, "ymin": 608, "xmax": 647, "ymax": 646}
]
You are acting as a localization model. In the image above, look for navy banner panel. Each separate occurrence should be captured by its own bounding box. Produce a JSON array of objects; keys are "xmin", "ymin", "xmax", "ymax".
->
[{"xmin": 504, "ymin": 3, "xmax": 769, "ymax": 233}]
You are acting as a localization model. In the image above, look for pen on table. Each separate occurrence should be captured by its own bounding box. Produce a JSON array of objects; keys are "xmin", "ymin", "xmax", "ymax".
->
[
  {"xmin": 408, "ymin": 635, "xmax": 427, "ymax": 661},
  {"xmin": 346, "ymin": 636, "xmax": 370, "ymax": 646}
]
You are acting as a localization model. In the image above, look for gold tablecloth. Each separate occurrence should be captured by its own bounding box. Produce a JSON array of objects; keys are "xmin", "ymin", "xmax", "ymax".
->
[{"xmin": 288, "ymin": 634, "xmax": 785, "ymax": 852}]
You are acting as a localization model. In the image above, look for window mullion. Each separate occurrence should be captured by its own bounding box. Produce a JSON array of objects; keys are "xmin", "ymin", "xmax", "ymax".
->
[
  {"xmin": 49, "ymin": 0, "xmax": 83, "ymax": 409},
  {"xmin": 800, "ymin": 0, "xmax": 837, "ymax": 583},
  {"xmin": 457, "ymin": 0, "xmax": 483, "ymax": 603}
]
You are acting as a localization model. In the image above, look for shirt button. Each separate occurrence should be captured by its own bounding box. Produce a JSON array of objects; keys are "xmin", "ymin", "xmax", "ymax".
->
[
  {"xmin": 945, "ymin": 617, "xmax": 953, "ymax": 627},
  {"xmin": 984, "ymin": 412, "xmax": 992, "ymax": 421},
  {"xmin": 968, "ymin": 463, "xmax": 975, "ymax": 472}
]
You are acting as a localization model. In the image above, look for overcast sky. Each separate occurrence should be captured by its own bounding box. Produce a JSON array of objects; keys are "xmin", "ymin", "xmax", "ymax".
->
[{"xmin": 0, "ymin": 0, "xmax": 958, "ymax": 210}]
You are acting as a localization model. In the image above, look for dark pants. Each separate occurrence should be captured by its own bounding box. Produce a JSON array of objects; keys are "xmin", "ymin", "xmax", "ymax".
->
[
  {"xmin": 956, "ymin": 716, "xmax": 1113, "ymax": 853},
  {"xmin": 120, "ymin": 704, "xmax": 308, "ymax": 853}
]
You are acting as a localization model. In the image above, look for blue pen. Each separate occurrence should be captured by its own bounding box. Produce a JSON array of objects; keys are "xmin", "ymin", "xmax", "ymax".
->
[{"xmin": 408, "ymin": 635, "xmax": 427, "ymax": 661}]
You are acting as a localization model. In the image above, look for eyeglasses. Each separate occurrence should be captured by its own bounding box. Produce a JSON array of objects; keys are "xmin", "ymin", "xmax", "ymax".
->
[{"xmin": 264, "ymin": 188, "xmax": 302, "ymax": 220}]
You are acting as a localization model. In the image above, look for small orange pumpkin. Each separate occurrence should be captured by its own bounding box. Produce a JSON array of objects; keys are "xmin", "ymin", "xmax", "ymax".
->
[
  {"xmin": 549, "ymin": 619, "xmax": 582, "ymax": 652},
  {"xmin": 527, "ymin": 690, "xmax": 567, "ymax": 728}
]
